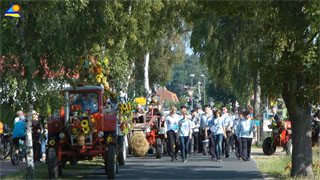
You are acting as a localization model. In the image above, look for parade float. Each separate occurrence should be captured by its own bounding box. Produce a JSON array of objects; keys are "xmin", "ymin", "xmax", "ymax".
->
[{"xmin": 47, "ymin": 57, "xmax": 134, "ymax": 179}]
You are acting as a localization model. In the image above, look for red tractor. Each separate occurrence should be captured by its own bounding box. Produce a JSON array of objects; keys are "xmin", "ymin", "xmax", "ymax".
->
[
  {"xmin": 263, "ymin": 120, "xmax": 292, "ymax": 155},
  {"xmin": 131, "ymin": 108, "xmax": 167, "ymax": 158},
  {"xmin": 47, "ymin": 85, "xmax": 126, "ymax": 179}
]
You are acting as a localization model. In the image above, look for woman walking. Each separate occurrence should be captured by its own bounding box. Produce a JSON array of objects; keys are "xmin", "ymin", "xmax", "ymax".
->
[
  {"xmin": 178, "ymin": 109, "xmax": 192, "ymax": 163},
  {"xmin": 213, "ymin": 110, "xmax": 226, "ymax": 162}
]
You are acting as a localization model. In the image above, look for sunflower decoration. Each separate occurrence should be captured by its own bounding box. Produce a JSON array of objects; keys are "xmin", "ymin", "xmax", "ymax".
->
[
  {"xmin": 80, "ymin": 119, "xmax": 91, "ymax": 135},
  {"xmin": 117, "ymin": 99, "xmax": 136, "ymax": 135}
]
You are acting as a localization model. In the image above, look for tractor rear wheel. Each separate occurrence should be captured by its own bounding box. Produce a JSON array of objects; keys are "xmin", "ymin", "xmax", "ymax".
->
[
  {"xmin": 262, "ymin": 137, "xmax": 276, "ymax": 155},
  {"xmin": 155, "ymin": 139, "xmax": 162, "ymax": 159},
  {"xmin": 105, "ymin": 146, "xmax": 116, "ymax": 179},
  {"xmin": 48, "ymin": 147, "xmax": 59, "ymax": 179},
  {"xmin": 285, "ymin": 139, "xmax": 292, "ymax": 155},
  {"xmin": 118, "ymin": 136, "xmax": 126, "ymax": 165}
]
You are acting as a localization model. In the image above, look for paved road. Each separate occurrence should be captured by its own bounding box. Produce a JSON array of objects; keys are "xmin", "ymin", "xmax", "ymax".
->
[
  {"xmin": 84, "ymin": 152, "xmax": 264, "ymax": 180},
  {"xmin": 0, "ymin": 159, "xmax": 27, "ymax": 177}
]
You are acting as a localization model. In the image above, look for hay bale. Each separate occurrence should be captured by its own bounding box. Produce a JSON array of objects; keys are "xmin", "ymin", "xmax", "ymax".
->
[{"xmin": 129, "ymin": 131, "xmax": 149, "ymax": 157}]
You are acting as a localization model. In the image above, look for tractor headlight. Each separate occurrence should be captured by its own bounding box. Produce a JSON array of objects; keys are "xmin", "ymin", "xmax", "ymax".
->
[
  {"xmin": 98, "ymin": 131, "xmax": 104, "ymax": 138},
  {"xmin": 59, "ymin": 132, "xmax": 65, "ymax": 139}
]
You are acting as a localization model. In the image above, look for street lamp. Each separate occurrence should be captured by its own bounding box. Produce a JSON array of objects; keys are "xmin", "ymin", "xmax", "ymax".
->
[
  {"xmin": 197, "ymin": 81, "xmax": 201, "ymax": 107},
  {"xmin": 201, "ymin": 74, "xmax": 206, "ymax": 106},
  {"xmin": 189, "ymin": 74, "xmax": 195, "ymax": 109}
]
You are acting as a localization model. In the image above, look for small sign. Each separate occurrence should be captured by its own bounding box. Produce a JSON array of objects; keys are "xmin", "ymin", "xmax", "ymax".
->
[
  {"xmin": 255, "ymin": 120, "xmax": 260, "ymax": 125},
  {"xmin": 135, "ymin": 97, "xmax": 146, "ymax": 105}
]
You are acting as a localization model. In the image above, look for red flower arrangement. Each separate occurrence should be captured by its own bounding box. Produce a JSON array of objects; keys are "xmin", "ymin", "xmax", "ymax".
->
[{"xmin": 71, "ymin": 104, "xmax": 82, "ymax": 113}]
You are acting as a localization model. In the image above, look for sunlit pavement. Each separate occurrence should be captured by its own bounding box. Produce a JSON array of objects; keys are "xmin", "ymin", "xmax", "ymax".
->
[{"xmin": 84, "ymin": 152, "xmax": 264, "ymax": 180}]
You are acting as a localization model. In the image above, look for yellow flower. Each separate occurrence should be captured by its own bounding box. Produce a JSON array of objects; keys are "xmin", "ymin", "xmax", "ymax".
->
[
  {"xmin": 91, "ymin": 115, "xmax": 95, "ymax": 124},
  {"xmin": 102, "ymin": 77, "xmax": 107, "ymax": 83},
  {"xmin": 71, "ymin": 128, "xmax": 77, "ymax": 135},
  {"xmin": 49, "ymin": 139, "xmax": 55, "ymax": 146},
  {"xmin": 104, "ymin": 58, "xmax": 109, "ymax": 65},
  {"xmin": 81, "ymin": 120, "xmax": 89, "ymax": 127},
  {"xmin": 82, "ymin": 126, "xmax": 90, "ymax": 134}
]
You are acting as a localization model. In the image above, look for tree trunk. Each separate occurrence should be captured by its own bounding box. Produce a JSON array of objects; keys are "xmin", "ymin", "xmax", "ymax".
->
[
  {"xmin": 25, "ymin": 105, "xmax": 34, "ymax": 179},
  {"xmin": 144, "ymin": 52, "xmax": 151, "ymax": 102},
  {"xmin": 282, "ymin": 85, "xmax": 314, "ymax": 177},
  {"xmin": 253, "ymin": 72, "xmax": 262, "ymax": 143}
]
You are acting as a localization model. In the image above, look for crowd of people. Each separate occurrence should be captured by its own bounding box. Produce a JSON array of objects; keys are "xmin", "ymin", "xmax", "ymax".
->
[{"xmin": 164, "ymin": 105, "xmax": 257, "ymax": 163}]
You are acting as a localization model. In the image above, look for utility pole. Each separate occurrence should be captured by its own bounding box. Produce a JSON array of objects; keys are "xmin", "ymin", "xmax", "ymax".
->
[
  {"xmin": 201, "ymin": 74, "xmax": 206, "ymax": 106},
  {"xmin": 197, "ymin": 81, "xmax": 201, "ymax": 107},
  {"xmin": 190, "ymin": 74, "xmax": 195, "ymax": 109}
]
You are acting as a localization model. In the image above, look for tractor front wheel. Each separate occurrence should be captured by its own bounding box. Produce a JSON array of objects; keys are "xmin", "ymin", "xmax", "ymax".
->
[
  {"xmin": 48, "ymin": 147, "xmax": 59, "ymax": 179},
  {"xmin": 105, "ymin": 146, "xmax": 116, "ymax": 179},
  {"xmin": 262, "ymin": 137, "xmax": 276, "ymax": 155}
]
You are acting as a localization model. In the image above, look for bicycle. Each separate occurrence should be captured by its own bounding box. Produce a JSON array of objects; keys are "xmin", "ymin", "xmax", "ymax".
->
[{"xmin": 11, "ymin": 138, "xmax": 26, "ymax": 165}]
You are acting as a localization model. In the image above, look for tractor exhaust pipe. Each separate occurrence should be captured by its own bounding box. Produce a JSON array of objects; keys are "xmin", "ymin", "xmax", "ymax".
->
[{"xmin": 64, "ymin": 91, "xmax": 70, "ymax": 126}]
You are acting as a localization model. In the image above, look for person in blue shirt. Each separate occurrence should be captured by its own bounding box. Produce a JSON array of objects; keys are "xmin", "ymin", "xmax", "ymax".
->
[
  {"xmin": 237, "ymin": 110, "xmax": 256, "ymax": 161},
  {"xmin": 207, "ymin": 113, "xmax": 216, "ymax": 160},
  {"xmin": 178, "ymin": 109, "xmax": 192, "ymax": 163},
  {"xmin": 12, "ymin": 120, "xmax": 26, "ymax": 154},
  {"xmin": 212, "ymin": 110, "xmax": 226, "ymax": 162}
]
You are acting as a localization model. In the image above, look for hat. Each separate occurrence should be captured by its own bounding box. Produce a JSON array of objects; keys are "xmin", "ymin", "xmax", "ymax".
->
[{"xmin": 243, "ymin": 110, "xmax": 251, "ymax": 116}]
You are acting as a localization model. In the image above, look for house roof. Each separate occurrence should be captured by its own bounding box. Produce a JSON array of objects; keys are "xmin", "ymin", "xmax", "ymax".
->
[{"xmin": 156, "ymin": 88, "xmax": 179, "ymax": 102}]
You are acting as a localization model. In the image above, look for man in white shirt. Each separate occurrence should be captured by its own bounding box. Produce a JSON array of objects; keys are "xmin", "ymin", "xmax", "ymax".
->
[
  {"xmin": 200, "ymin": 105, "xmax": 211, "ymax": 155},
  {"xmin": 221, "ymin": 106, "xmax": 232, "ymax": 158},
  {"xmin": 164, "ymin": 107, "xmax": 180, "ymax": 161}
]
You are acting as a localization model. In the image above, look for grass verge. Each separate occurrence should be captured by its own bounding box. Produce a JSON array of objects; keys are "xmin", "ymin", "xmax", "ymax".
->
[
  {"xmin": 253, "ymin": 147, "xmax": 320, "ymax": 180},
  {"xmin": 1, "ymin": 158, "xmax": 104, "ymax": 180}
]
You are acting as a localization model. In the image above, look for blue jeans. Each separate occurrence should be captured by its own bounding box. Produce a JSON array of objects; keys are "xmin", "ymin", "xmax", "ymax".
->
[
  {"xmin": 179, "ymin": 136, "xmax": 189, "ymax": 160},
  {"xmin": 41, "ymin": 133, "xmax": 48, "ymax": 154},
  {"xmin": 215, "ymin": 134, "xmax": 223, "ymax": 159}
]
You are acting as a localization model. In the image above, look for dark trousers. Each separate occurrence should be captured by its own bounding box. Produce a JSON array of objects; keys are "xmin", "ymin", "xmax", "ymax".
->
[
  {"xmin": 199, "ymin": 129, "xmax": 204, "ymax": 153},
  {"xmin": 241, "ymin": 137, "xmax": 252, "ymax": 160},
  {"xmin": 233, "ymin": 135, "xmax": 241, "ymax": 158},
  {"xmin": 224, "ymin": 131, "xmax": 232, "ymax": 157},
  {"xmin": 179, "ymin": 136, "xmax": 189, "ymax": 160},
  {"xmin": 167, "ymin": 130, "xmax": 179, "ymax": 158},
  {"xmin": 192, "ymin": 131, "xmax": 199, "ymax": 153},
  {"xmin": 208, "ymin": 131, "xmax": 216, "ymax": 158}
]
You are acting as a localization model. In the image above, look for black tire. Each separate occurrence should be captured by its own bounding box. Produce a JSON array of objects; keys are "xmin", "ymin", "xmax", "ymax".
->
[
  {"xmin": 162, "ymin": 141, "xmax": 168, "ymax": 154},
  {"xmin": 285, "ymin": 139, "xmax": 292, "ymax": 155},
  {"xmin": 118, "ymin": 136, "xmax": 126, "ymax": 165},
  {"xmin": 10, "ymin": 144, "xmax": 19, "ymax": 166},
  {"xmin": 262, "ymin": 137, "xmax": 276, "ymax": 155},
  {"xmin": 48, "ymin": 147, "xmax": 59, "ymax": 179},
  {"xmin": 105, "ymin": 146, "xmax": 116, "ymax": 179},
  {"xmin": 155, "ymin": 139, "xmax": 162, "ymax": 159},
  {"xmin": 0, "ymin": 139, "xmax": 11, "ymax": 160}
]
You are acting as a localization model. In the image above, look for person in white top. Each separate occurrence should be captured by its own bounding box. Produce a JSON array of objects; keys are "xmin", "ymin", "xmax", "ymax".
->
[
  {"xmin": 164, "ymin": 107, "xmax": 180, "ymax": 161},
  {"xmin": 200, "ymin": 105, "xmax": 211, "ymax": 155},
  {"xmin": 14, "ymin": 111, "xmax": 25, "ymax": 125},
  {"xmin": 221, "ymin": 106, "xmax": 232, "ymax": 158},
  {"xmin": 178, "ymin": 109, "xmax": 192, "ymax": 163},
  {"xmin": 237, "ymin": 110, "xmax": 256, "ymax": 161}
]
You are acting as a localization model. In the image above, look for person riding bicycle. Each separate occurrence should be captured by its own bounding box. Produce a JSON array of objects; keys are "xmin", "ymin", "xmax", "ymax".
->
[{"xmin": 12, "ymin": 117, "xmax": 26, "ymax": 155}]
